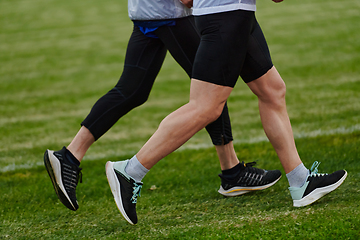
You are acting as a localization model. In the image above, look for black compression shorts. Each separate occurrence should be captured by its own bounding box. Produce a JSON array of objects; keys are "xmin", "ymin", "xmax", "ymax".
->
[
  {"xmin": 81, "ymin": 16, "xmax": 233, "ymax": 145},
  {"xmin": 193, "ymin": 10, "xmax": 273, "ymax": 87}
]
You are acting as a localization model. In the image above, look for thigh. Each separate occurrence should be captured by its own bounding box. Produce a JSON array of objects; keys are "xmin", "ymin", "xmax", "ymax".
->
[
  {"xmin": 82, "ymin": 27, "xmax": 168, "ymax": 139},
  {"xmin": 193, "ymin": 10, "xmax": 255, "ymax": 87},
  {"xmin": 240, "ymin": 17, "xmax": 273, "ymax": 83},
  {"xmin": 124, "ymin": 26, "xmax": 166, "ymax": 68},
  {"xmin": 155, "ymin": 16, "xmax": 200, "ymax": 78},
  {"xmin": 156, "ymin": 17, "xmax": 235, "ymax": 145},
  {"xmin": 117, "ymin": 26, "xmax": 167, "ymax": 97}
]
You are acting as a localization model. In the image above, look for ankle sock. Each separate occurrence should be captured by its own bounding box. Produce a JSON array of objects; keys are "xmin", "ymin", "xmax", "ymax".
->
[
  {"xmin": 125, "ymin": 155, "xmax": 149, "ymax": 182},
  {"xmin": 221, "ymin": 163, "xmax": 242, "ymax": 180},
  {"xmin": 286, "ymin": 163, "xmax": 309, "ymax": 188},
  {"xmin": 64, "ymin": 147, "xmax": 80, "ymax": 166}
]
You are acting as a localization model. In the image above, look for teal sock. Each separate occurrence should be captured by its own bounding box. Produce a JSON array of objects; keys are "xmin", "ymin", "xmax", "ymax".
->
[
  {"xmin": 124, "ymin": 155, "xmax": 149, "ymax": 182},
  {"xmin": 286, "ymin": 163, "xmax": 309, "ymax": 188}
]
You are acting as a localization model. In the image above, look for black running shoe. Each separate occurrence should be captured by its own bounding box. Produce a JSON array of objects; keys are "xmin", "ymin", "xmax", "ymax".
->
[
  {"xmin": 44, "ymin": 147, "xmax": 82, "ymax": 211},
  {"xmin": 289, "ymin": 161, "xmax": 347, "ymax": 207},
  {"xmin": 105, "ymin": 161, "xmax": 143, "ymax": 225},
  {"xmin": 218, "ymin": 161, "xmax": 282, "ymax": 197}
]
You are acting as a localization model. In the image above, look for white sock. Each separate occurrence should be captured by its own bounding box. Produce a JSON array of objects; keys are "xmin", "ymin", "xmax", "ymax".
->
[
  {"xmin": 124, "ymin": 155, "xmax": 149, "ymax": 182},
  {"xmin": 286, "ymin": 163, "xmax": 309, "ymax": 188}
]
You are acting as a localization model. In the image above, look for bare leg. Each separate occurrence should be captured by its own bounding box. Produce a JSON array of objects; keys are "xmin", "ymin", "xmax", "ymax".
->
[
  {"xmin": 64, "ymin": 80, "xmax": 236, "ymax": 168},
  {"xmin": 215, "ymin": 141, "xmax": 240, "ymax": 170},
  {"xmin": 247, "ymin": 66, "xmax": 302, "ymax": 173},
  {"xmin": 67, "ymin": 126, "xmax": 95, "ymax": 162},
  {"xmin": 137, "ymin": 79, "xmax": 233, "ymax": 169},
  {"xmin": 66, "ymin": 126, "xmax": 241, "ymax": 171},
  {"xmin": 66, "ymin": 67, "xmax": 301, "ymax": 174},
  {"xmin": 66, "ymin": 122, "xmax": 240, "ymax": 170}
]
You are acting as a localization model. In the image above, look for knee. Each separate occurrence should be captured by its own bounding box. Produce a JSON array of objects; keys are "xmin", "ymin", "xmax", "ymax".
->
[
  {"xmin": 132, "ymin": 93, "xmax": 149, "ymax": 107},
  {"xmin": 258, "ymin": 78, "xmax": 286, "ymax": 107},
  {"xmin": 207, "ymin": 105, "xmax": 224, "ymax": 123},
  {"xmin": 193, "ymin": 101, "xmax": 224, "ymax": 125},
  {"xmin": 272, "ymin": 79, "xmax": 286, "ymax": 102},
  {"xmin": 110, "ymin": 86, "xmax": 149, "ymax": 109}
]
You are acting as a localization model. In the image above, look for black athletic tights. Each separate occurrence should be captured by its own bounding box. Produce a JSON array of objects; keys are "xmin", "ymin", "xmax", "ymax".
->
[{"xmin": 81, "ymin": 16, "xmax": 233, "ymax": 145}]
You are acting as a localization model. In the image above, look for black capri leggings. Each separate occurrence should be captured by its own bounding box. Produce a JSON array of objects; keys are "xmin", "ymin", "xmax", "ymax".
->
[{"xmin": 81, "ymin": 16, "xmax": 233, "ymax": 145}]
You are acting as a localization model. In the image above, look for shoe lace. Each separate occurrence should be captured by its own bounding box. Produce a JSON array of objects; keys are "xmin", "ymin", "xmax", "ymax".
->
[
  {"xmin": 239, "ymin": 161, "xmax": 267, "ymax": 185},
  {"xmin": 244, "ymin": 161, "xmax": 257, "ymax": 168},
  {"xmin": 130, "ymin": 183, "xmax": 142, "ymax": 204},
  {"xmin": 310, "ymin": 161, "xmax": 327, "ymax": 177},
  {"xmin": 243, "ymin": 161, "xmax": 264, "ymax": 175}
]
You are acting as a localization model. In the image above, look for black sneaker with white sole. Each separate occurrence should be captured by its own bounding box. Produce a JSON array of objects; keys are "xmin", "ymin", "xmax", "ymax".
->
[
  {"xmin": 289, "ymin": 161, "xmax": 347, "ymax": 207},
  {"xmin": 106, "ymin": 160, "xmax": 143, "ymax": 225},
  {"xmin": 218, "ymin": 161, "xmax": 282, "ymax": 197},
  {"xmin": 44, "ymin": 147, "xmax": 82, "ymax": 211}
]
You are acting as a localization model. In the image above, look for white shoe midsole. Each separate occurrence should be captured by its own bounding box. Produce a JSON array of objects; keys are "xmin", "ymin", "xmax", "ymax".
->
[
  {"xmin": 293, "ymin": 171, "xmax": 348, "ymax": 207},
  {"xmin": 47, "ymin": 150, "xmax": 75, "ymax": 209},
  {"xmin": 105, "ymin": 161, "xmax": 134, "ymax": 225}
]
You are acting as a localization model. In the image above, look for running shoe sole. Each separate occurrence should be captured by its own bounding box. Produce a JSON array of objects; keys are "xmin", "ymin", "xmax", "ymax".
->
[
  {"xmin": 105, "ymin": 161, "xmax": 135, "ymax": 225},
  {"xmin": 218, "ymin": 175, "xmax": 282, "ymax": 197},
  {"xmin": 44, "ymin": 150, "xmax": 77, "ymax": 210},
  {"xmin": 293, "ymin": 170, "xmax": 347, "ymax": 207}
]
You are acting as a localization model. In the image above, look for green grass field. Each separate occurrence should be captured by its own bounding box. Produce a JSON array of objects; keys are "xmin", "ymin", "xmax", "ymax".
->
[{"xmin": 1, "ymin": 0, "xmax": 360, "ymax": 239}]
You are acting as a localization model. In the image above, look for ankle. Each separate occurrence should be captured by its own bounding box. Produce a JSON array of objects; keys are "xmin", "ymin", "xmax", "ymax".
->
[
  {"xmin": 64, "ymin": 147, "xmax": 80, "ymax": 166},
  {"xmin": 124, "ymin": 155, "xmax": 149, "ymax": 182},
  {"xmin": 286, "ymin": 163, "xmax": 309, "ymax": 188}
]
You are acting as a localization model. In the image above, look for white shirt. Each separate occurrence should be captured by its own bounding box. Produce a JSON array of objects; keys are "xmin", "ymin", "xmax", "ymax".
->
[
  {"xmin": 193, "ymin": 0, "xmax": 256, "ymax": 16},
  {"xmin": 128, "ymin": 0, "xmax": 192, "ymax": 21}
]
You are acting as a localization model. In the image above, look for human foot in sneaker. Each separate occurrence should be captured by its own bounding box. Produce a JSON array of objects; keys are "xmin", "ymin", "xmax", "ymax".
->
[
  {"xmin": 218, "ymin": 161, "xmax": 282, "ymax": 197},
  {"xmin": 105, "ymin": 161, "xmax": 143, "ymax": 225},
  {"xmin": 289, "ymin": 161, "xmax": 347, "ymax": 207},
  {"xmin": 44, "ymin": 147, "xmax": 82, "ymax": 211}
]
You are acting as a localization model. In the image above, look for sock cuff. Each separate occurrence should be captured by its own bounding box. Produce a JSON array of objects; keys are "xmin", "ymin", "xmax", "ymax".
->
[
  {"xmin": 130, "ymin": 155, "xmax": 149, "ymax": 172},
  {"xmin": 64, "ymin": 147, "xmax": 80, "ymax": 166},
  {"xmin": 125, "ymin": 155, "xmax": 149, "ymax": 182},
  {"xmin": 222, "ymin": 162, "xmax": 241, "ymax": 176},
  {"xmin": 286, "ymin": 163, "xmax": 305, "ymax": 178},
  {"xmin": 286, "ymin": 163, "xmax": 309, "ymax": 188}
]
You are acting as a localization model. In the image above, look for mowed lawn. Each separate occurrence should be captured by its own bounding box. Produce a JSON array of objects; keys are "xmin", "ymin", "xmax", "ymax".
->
[{"xmin": 1, "ymin": 0, "xmax": 359, "ymax": 239}]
